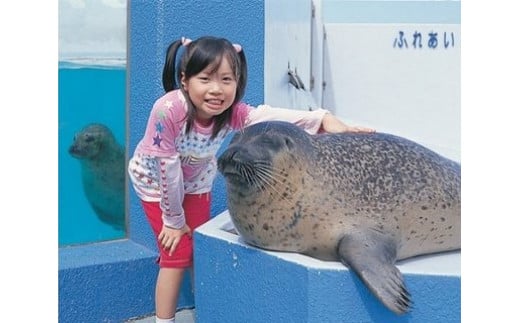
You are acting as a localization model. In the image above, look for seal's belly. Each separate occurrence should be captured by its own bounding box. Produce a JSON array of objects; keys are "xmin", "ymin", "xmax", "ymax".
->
[
  {"xmin": 228, "ymin": 200, "xmax": 351, "ymax": 260},
  {"xmin": 228, "ymin": 188, "xmax": 460, "ymax": 262},
  {"xmin": 228, "ymin": 205, "xmax": 309, "ymax": 253}
]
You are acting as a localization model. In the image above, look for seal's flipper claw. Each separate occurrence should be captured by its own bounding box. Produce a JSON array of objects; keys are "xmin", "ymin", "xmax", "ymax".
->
[{"xmin": 337, "ymin": 229, "xmax": 412, "ymax": 315}]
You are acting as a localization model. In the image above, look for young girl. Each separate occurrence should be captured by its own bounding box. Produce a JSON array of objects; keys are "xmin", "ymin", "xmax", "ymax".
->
[{"xmin": 128, "ymin": 35, "xmax": 374, "ymax": 323}]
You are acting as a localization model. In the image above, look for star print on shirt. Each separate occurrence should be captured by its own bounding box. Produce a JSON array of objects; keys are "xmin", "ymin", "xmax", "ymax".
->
[
  {"xmin": 155, "ymin": 122, "xmax": 164, "ymax": 133},
  {"xmin": 164, "ymin": 100, "xmax": 173, "ymax": 108},
  {"xmin": 153, "ymin": 134, "xmax": 162, "ymax": 147},
  {"xmin": 156, "ymin": 109, "xmax": 166, "ymax": 120}
]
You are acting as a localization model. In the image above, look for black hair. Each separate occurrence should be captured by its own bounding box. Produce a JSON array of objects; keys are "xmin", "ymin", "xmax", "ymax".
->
[{"xmin": 162, "ymin": 36, "xmax": 248, "ymax": 138}]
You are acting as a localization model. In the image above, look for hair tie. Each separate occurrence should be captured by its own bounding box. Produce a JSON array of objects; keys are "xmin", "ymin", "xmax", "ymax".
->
[
  {"xmin": 181, "ymin": 37, "xmax": 192, "ymax": 47},
  {"xmin": 233, "ymin": 44, "xmax": 242, "ymax": 53}
]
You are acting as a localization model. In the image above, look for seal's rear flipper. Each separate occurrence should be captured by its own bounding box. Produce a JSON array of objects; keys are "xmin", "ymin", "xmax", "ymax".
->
[{"xmin": 337, "ymin": 229, "xmax": 412, "ymax": 315}]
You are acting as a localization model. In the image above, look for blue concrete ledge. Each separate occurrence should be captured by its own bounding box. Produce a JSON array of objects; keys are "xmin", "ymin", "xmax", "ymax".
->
[
  {"xmin": 59, "ymin": 240, "xmax": 158, "ymax": 323},
  {"xmin": 194, "ymin": 211, "xmax": 460, "ymax": 323}
]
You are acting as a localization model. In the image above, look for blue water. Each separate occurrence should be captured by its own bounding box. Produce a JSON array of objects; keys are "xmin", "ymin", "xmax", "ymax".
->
[{"xmin": 58, "ymin": 62, "xmax": 126, "ymax": 246}]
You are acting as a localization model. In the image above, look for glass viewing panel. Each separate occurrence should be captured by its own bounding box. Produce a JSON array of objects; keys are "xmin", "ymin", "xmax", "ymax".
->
[{"xmin": 58, "ymin": 0, "xmax": 127, "ymax": 246}]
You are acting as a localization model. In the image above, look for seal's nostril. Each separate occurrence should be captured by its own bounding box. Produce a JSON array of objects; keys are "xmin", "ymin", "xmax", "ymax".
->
[
  {"xmin": 218, "ymin": 149, "xmax": 238, "ymax": 172},
  {"xmin": 220, "ymin": 149, "xmax": 238, "ymax": 164}
]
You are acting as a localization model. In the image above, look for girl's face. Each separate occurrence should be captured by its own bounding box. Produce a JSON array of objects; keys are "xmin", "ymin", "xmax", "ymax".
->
[{"xmin": 181, "ymin": 57, "xmax": 238, "ymax": 125}]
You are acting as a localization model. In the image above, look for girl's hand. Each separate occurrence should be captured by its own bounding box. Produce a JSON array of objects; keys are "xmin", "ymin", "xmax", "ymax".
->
[
  {"xmin": 320, "ymin": 113, "xmax": 376, "ymax": 134},
  {"xmin": 158, "ymin": 224, "xmax": 192, "ymax": 256}
]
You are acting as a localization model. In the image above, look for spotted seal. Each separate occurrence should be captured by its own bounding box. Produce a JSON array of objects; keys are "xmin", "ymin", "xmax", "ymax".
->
[
  {"xmin": 69, "ymin": 123, "xmax": 126, "ymax": 230},
  {"xmin": 217, "ymin": 121, "xmax": 460, "ymax": 315}
]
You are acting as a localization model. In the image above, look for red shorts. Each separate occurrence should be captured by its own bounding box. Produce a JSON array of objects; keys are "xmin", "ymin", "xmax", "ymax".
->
[{"xmin": 140, "ymin": 193, "xmax": 211, "ymax": 268}]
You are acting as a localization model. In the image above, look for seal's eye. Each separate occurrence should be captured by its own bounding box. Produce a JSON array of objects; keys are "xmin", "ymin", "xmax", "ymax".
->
[
  {"xmin": 260, "ymin": 137, "xmax": 274, "ymax": 145},
  {"xmin": 84, "ymin": 134, "xmax": 94, "ymax": 143},
  {"xmin": 284, "ymin": 137, "xmax": 294, "ymax": 149}
]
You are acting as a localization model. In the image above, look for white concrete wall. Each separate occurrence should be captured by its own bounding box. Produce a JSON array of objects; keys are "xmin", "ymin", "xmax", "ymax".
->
[
  {"xmin": 322, "ymin": 22, "xmax": 460, "ymax": 161},
  {"xmin": 264, "ymin": 0, "xmax": 315, "ymax": 110},
  {"xmin": 264, "ymin": 0, "xmax": 461, "ymax": 162}
]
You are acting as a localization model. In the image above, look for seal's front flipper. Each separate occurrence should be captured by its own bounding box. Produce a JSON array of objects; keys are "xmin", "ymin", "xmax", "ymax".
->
[{"xmin": 337, "ymin": 228, "xmax": 412, "ymax": 315}]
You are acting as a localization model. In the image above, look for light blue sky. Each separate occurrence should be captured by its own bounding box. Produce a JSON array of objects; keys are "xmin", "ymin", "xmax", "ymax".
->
[{"xmin": 59, "ymin": 0, "xmax": 126, "ymax": 59}]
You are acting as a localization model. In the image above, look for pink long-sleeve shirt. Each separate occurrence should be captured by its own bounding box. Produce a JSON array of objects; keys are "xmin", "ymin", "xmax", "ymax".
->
[{"xmin": 128, "ymin": 89, "xmax": 328, "ymax": 229}]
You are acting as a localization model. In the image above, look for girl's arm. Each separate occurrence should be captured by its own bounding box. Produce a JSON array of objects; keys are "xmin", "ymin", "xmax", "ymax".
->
[
  {"xmin": 319, "ymin": 112, "xmax": 375, "ymax": 134},
  {"xmin": 241, "ymin": 104, "xmax": 327, "ymax": 134},
  {"xmin": 237, "ymin": 104, "xmax": 375, "ymax": 134},
  {"xmin": 156, "ymin": 155, "xmax": 191, "ymax": 255},
  {"xmin": 157, "ymin": 155, "xmax": 186, "ymax": 229}
]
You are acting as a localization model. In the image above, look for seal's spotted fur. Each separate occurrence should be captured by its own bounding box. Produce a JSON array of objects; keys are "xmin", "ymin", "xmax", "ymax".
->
[{"xmin": 218, "ymin": 121, "xmax": 460, "ymax": 315}]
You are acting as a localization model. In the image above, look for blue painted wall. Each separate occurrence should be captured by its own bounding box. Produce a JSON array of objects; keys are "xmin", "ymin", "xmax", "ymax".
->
[{"xmin": 59, "ymin": 1, "xmax": 265, "ymax": 322}]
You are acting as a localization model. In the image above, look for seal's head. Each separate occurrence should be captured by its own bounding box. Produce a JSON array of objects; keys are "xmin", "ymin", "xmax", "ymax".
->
[
  {"xmin": 68, "ymin": 123, "xmax": 115, "ymax": 160},
  {"xmin": 218, "ymin": 121, "xmax": 313, "ymax": 193}
]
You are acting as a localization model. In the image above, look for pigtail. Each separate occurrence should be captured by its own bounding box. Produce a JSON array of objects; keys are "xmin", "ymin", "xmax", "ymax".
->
[
  {"xmin": 162, "ymin": 40, "xmax": 183, "ymax": 92},
  {"xmin": 234, "ymin": 48, "xmax": 248, "ymax": 103}
]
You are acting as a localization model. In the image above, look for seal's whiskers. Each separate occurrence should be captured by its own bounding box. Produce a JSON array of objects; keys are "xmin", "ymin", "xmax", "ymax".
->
[{"xmin": 254, "ymin": 168, "xmax": 292, "ymax": 202}]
